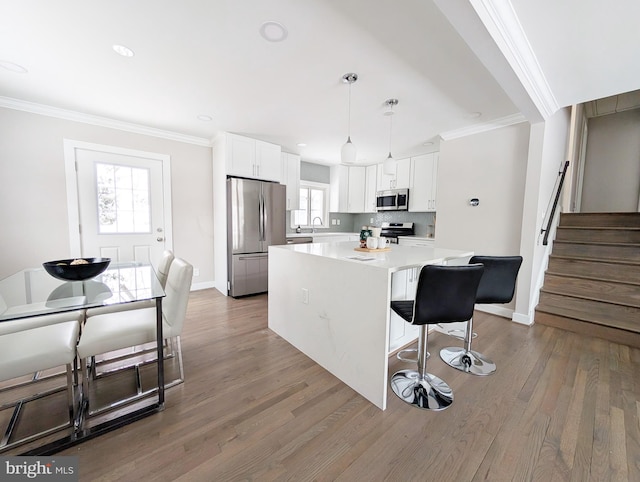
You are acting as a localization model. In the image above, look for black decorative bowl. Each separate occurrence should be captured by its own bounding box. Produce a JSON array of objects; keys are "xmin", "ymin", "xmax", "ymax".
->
[{"xmin": 43, "ymin": 257, "xmax": 111, "ymax": 281}]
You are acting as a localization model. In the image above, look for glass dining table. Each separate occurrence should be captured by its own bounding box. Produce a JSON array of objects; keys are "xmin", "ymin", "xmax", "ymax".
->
[{"xmin": 0, "ymin": 261, "xmax": 166, "ymax": 455}]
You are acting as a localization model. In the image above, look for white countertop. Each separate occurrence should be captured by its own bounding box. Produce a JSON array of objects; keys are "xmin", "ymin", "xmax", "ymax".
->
[
  {"xmin": 286, "ymin": 232, "xmax": 359, "ymax": 238},
  {"xmin": 271, "ymin": 241, "xmax": 472, "ymax": 272}
]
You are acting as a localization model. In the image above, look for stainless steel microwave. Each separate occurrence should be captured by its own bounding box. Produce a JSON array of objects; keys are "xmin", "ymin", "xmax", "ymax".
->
[{"xmin": 376, "ymin": 188, "xmax": 409, "ymax": 211}]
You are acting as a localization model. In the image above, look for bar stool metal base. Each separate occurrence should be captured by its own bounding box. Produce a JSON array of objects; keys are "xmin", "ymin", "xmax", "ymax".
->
[
  {"xmin": 390, "ymin": 370, "xmax": 453, "ymax": 411},
  {"xmin": 439, "ymin": 347, "xmax": 496, "ymax": 376}
]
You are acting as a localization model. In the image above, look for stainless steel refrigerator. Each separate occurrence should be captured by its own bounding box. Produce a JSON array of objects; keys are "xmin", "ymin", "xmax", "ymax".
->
[{"xmin": 227, "ymin": 177, "xmax": 286, "ymax": 297}]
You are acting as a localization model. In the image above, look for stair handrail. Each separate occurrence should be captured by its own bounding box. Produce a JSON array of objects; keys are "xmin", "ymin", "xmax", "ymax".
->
[{"xmin": 541, "ymin": 160, "xmax": 570, "ymax": 246}]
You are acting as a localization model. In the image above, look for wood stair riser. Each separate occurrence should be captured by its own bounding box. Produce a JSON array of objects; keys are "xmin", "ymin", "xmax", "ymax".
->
[
  {"xmin": 542, "ymin": 273, "xmax": 640, "ymax": 308},
  {"xmin": 534, "ymin": 310, "xmax": 640, "ymax": 349},
  {"xmin": 538, "ymin": 213, "xmax": 640, "ymax": 346},
  {"xmin": 538, "ymin": 291, "xmax": 640, "ymax": 332},
  {"xmin": 547, "ymin": 257, "xmax": 639, "ymax": 284},
  {"xmin": 555, "ymin": 227, "xmax": 640, "ymax": 244},
  {"xmin": 552, "ymin": 242, "xmax": 640, "ymax": 262},
  {"xmin": 559, "ymin": 212, "xmax": 640, "ymax": 227}
]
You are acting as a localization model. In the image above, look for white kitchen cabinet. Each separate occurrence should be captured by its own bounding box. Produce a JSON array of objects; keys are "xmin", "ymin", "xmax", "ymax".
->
[
  {"xmin": 225, "ymin": 132, "xmax": 282, "ymax": 182},
  {"xmin": 377, "ymin": 157, "xmax": 411, "ymax": 190},
  {"xmin": 389, "ymin": 267, "xmax": 420, "ymax": 353},
  {"xmin": 225, "ymin": 133, "xmax": 255, "ymax": 179},
  {"xmin": 330, "ymin": 165, "xmax": 348, "ymax": 212},
  {"xmin": 330, "ymin": 165, "xmax": 365, "ymax": 213},
  {"xmin": 312, "ymin": 234, "xmax": 359, "ymax": 243},
  {"xmin": 281, "ymin": 152, "xmax": 300, "ymax": 211},
  {"xmin": 348, "ymin": 166, "xmax": 365, "ymax": 213},
  {"xmin": 409, "ymin": 153, "xmax": 438, "ymax": 212},
  {"xmin": 256, "ymin": 140, "xmax": 282, "ymax": 181},
  {"xmin": 364, "ymin": 164, "xmax": 377, "ymax": 213},
  {"xmin": 398, "ymin": 237, "xmax": 435, "ymax": 247}
]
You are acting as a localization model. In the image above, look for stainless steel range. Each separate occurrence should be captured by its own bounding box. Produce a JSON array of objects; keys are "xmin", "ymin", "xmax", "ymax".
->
[{"xmin": 380, "ymin": 222, "xmax": 415, "ymax": 243}]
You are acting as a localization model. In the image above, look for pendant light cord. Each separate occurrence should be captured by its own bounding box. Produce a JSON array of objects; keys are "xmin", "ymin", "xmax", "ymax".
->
[
  {"xmin": 388, "ymin": 104, "xmax": 393, "ymax": 155},
  {"xmin": 348, "ymin": 82, "xmax": 352, "ymax": 138}
]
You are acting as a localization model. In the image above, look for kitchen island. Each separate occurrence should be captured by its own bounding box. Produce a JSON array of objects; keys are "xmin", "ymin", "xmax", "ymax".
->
[{"xmin": 268, "ymin": 242, "xmax": 473, "ymax": 410}]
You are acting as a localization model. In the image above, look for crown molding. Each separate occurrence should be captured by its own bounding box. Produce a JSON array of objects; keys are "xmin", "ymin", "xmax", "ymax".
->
[
  {"xmin": 470, "ymin": 0, "xmax": 559, "ymax": 119},
  {"xmin": 440, "ymin": 112, "xmax": 527, "ymax": 140},
  {"xmin": 0, "ymin": 96, "xmax": 212, "ymax": 147}
]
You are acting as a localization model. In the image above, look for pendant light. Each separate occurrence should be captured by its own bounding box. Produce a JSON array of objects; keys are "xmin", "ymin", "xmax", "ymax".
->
[
  {"xmin": 341, "ymin": 73, "xmax": 358, "ymax": 164},
  {"xmin": 383, "ymin": 98, "xmax": 398, "ymax": 175}
]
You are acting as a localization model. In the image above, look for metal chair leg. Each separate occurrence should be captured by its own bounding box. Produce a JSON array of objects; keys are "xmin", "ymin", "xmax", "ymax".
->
[
  {"xmin": 163, "ymin": 336, "xmax": 185, "ymax": 389},
  {"xmin": 439, "ymin": 316, "xmax": 496, "ymax": 376},
  {"xmin": 390, "ymin": 325, "xmax": 453, "ymax": 410},
  {"xmin": 0, "ymin": 364, "xmax": 77, "ymax": 452}
]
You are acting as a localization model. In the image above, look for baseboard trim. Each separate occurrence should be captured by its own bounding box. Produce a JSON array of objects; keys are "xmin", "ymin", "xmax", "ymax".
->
[{"xmin": 190, "ymin": 281, "xmax": 216, "ymax": 291}]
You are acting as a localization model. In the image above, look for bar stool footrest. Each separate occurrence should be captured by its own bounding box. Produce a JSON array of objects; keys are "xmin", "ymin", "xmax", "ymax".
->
[{"xmin": 396, "ymin": 348, "xmax": 429, "ymax": 363}]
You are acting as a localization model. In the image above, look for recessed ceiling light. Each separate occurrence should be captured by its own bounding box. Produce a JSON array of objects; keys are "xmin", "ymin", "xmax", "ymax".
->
[
  {"xmin": 112, "ymin": 44, "xmax": 135, "ymax": 57},
  {"xmin": 0, "ymin": 60, "xmax": 28, "ymax": 73},
  {"xmin": 296, "ymin": 143, "xmax": 307, "ymax": 147},
  {"xmin": 197, "ymin": 114, "xmax": 213, "ymax": 121},
  {"xmin": 423, "ymin": 141, "xmax": 434, "ymax": 146},
  {"xmin": 259, "ymin": 21, "xmax": 288, "ymax": 42},
  {"xmin": 467, "ymin": 111, "xmax": 482, "ymax": 118}
]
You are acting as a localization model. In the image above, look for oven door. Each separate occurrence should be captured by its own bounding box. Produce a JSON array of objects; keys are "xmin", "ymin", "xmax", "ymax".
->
[{"xmin": 376, "ymin": 191, "xmax": 398, "ymax": 211}]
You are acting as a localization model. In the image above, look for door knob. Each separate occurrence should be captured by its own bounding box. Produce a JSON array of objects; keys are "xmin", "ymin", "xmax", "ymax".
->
[{"xmin": 157, "ymin": 237, "xmax": 164, "ymax": 242}]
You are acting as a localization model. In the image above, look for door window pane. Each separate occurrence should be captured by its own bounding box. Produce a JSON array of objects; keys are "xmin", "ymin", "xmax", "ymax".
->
[{"xmin": 96, "ymin": 163, "xmax": 151, "ymax": 234}]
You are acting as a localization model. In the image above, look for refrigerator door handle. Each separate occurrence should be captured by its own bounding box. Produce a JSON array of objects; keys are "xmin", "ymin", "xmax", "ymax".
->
[
  {"xmin": 258, "ymin": 192, "xmax": 265, "ymax": 242},
  {"xmin": 262, "ymin": 193, "xmax": 269, "ymax": 244}
]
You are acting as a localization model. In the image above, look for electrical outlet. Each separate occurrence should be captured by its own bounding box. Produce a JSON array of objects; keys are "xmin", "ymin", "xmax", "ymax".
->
[
  {"xmin": 193, "ymin": 268, "xmax": 200, "ymax": 277},
  {"xmin": 337, "ymin": 219, "xmax": 341, "ymax": 225},
  {"xmin": 331, "ymin": 219, "xmax": 337, "ymax": 225},
  {"xmin": 301, "ymin": 288, "xmax": 309, "ymax": 304},
  {"xmin": 370, "ymin": 218, "xmax": 374, "ymax": 223}
]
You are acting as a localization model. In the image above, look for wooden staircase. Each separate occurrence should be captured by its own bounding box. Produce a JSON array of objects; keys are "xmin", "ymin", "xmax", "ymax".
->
[{"xmin": 535, "ymin": 212, "xmax": 640, "ymax": 348}]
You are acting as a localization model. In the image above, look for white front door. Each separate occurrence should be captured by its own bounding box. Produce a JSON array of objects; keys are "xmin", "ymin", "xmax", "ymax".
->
[{"xmin": 64, "ymin": 140, "xmax": 172, "ymax": 266}]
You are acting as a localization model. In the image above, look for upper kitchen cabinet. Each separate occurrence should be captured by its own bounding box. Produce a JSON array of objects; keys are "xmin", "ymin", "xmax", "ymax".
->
[
  {"xmin": 281, "ymin": 152, "xmax": 301, "ymax": 211},
  {"xmin": 330, "ymin": 165, "xmax": 365, "ymax": 213},
  {"xmin": 225, "ymin": 132, "xmax": 282, "ymax": 182},
  {"xmin": 409, "ymin": 153, "xmax": 438, "ymax": 212},
  {"xmin": 364, "ymin": 164, "xmax": 377, "ymax": 213},
  {"xmin": 377, "ymin": 157, "xmax": 410, "ymax": 190}
]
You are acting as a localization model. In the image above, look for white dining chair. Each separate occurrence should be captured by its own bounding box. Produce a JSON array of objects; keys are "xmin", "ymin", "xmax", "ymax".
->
[
  {"xmin": 83, "ymin": 250, "xmax": 175, "ymax": 376},
  {"xmin": 0, "ymin": 310, "xmax": 83, "ymax": 336},
  {"xmin": 0, "ymin": 309, "xmax": 84, "ymax": 389},
  {"xmin": 84, "ymin": 249, "xmax": 175, "ymax": 317},
  {"xmin": 0, "ymin": 320, "xmax": 80, "ymax": 452},
  {"xmin": 77, "ymin": 257, "xmax": 192, "ymax": 414}
]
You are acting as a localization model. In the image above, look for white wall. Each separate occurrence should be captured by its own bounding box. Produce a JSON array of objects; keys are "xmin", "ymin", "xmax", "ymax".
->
[
  {"xmin": 0, "ymin": 108, "xmax": 214, "ymax": 286},
  {"xmin": 515, "ymin": 108, "xmax": 572, "ymax": 323},
  {"xmin": 581, "ymin": 108, "xmax": 640, "ymax": 212},
  {"xmin": 437, "ymin": 109, "xmax": 571, "ymax": 323},
  {"xmin": 436, "ymin": 122, "xmax": 530, "ymax": 314}
]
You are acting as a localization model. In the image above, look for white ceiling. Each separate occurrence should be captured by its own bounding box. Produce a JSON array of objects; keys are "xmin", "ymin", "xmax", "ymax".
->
[{"xmin": 1, "ymin": 1, "xmax": 639, "ymax": 165}]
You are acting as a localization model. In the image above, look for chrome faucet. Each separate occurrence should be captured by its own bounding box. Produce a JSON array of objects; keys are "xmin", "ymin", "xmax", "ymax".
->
[{"xmin": 312, "ymin": 217, "xmax": 323, "ymax": 233}]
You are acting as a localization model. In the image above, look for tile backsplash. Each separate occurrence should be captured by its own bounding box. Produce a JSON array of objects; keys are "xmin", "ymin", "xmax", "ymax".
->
[
  {"xmin": 287, "ymin": 210, "xmax": 436, "ymax": 237},
  {"xmin": 353, "ymin": 212, "xmax": 436, "ymax": 237}
]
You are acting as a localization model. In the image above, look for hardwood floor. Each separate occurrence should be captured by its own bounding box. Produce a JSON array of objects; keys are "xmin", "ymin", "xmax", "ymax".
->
[{"xmin": 53, "ymin": 289, "xmax": 639, "ymax": 481}]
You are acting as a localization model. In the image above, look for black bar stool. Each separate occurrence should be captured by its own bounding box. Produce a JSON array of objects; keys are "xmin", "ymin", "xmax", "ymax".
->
[
  {"xmin": 440, "ymin": 255, "xmax": 523, "ymax": 376},
  {"xmin": 390, "ymin": 263, "xmax": 484, "ymax": 411}
]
